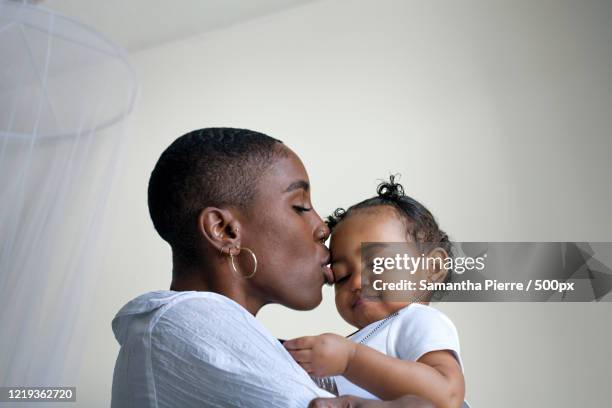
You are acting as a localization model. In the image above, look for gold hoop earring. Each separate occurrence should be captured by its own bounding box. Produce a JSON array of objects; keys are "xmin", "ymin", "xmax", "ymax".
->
[{"xmin": 230, "ymin": 247, "xmax": 257, "ymax": 279}]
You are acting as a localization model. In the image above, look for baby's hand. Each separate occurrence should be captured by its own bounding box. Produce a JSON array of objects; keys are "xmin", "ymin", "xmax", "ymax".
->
[{"xmin": 283, "ymin": 333, "xmax": 356, "ymax": 377}]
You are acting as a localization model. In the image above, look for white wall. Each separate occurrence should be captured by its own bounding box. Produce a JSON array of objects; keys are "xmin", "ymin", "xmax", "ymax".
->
[{"xmin": 78, "ymin": 0, "xmax": 612, "ymax": 406}]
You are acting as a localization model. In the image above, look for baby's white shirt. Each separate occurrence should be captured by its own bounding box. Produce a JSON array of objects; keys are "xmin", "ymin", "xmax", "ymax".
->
[{"xmin": 334, "ymin": 303, "xmax": 467, "ymax": 405}]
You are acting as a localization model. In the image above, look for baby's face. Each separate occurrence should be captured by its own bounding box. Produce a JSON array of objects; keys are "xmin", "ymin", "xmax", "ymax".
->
[{"xmin": 329, "ymin": 206, "xmax": 411, "ymax": 329}]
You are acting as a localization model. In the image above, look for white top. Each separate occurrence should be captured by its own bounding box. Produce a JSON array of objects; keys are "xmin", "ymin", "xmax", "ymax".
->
[
  {"xmin": 334, "ymin": 303, "xmax": 468, "ymax": 406},
  {"xmin": 110, "ymin": 290, "xmax": 333, "ymax": 408}
]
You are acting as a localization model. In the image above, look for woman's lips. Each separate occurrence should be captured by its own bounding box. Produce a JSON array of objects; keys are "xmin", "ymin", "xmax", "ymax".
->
[{"xmin": 321, "ymin": 265, "xmax": 334, "ymax": 285}]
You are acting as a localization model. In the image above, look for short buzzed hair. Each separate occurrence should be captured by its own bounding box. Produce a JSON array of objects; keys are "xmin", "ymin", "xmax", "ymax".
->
[{"xmin": 147, "ymin": 127, "xmax": 285, "ymax": 258}]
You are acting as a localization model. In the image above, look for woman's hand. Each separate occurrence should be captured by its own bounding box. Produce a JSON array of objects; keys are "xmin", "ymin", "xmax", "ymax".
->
[
  {"xmin": 284, "ymin": 333, "xmax": 357, "ymax": 377},
  {"xmin": 308, "ymin": 395, "xmax": 436, "ymax": 408}
]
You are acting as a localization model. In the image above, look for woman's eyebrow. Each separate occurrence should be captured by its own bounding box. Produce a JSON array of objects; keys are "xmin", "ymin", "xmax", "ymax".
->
[{"xmin": 284, "ymin": 180, "xmax": 310, "ymax": 193}]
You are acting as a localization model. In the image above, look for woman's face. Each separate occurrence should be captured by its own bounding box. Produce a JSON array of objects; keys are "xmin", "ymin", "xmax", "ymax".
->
[
  {"xmin": 239, "ymin": 147, "xmax": 333, "ymax": 311},
  {"xmin": 329, "ymin": 207, "xmax": 411, "ymax": 329}
]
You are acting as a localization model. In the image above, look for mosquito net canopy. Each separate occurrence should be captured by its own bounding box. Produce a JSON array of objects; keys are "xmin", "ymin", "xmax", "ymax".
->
[{"xmin": 0, "ymin": 0, "xmax": 137, "ymax": 389}]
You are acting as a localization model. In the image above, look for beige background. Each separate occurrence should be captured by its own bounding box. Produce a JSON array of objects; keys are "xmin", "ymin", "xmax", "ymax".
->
[{"xmin": 75, "ymin": 0, "xmax": 612, "ymax": 406}]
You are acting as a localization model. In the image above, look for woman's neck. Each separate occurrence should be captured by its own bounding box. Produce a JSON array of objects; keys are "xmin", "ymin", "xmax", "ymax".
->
[{"xmin": 170, "ymin": 260, "xmax": 266, "ymax": 316}]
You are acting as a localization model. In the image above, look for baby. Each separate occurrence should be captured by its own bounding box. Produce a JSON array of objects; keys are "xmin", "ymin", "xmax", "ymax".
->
[{"xmin": 284, "ymin": 176, "xmax": 468, "ymax": 408}]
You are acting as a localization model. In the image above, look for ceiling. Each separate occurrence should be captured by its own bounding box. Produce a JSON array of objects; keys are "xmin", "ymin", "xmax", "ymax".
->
[{"xmin": 40, "ymin": 0, "xmax": 315, "ymax": 52}]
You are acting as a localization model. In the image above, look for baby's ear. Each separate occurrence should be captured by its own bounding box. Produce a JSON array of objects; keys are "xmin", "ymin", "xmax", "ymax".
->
[{"xmin": 426, "ymin": 247, "xmax": 449, "ymax": 284}]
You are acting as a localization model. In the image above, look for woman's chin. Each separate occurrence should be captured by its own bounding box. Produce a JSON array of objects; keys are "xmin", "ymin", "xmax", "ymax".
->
[{"xmin": 287, "ymin": 291, "xmax": 323, "ymax": 311}]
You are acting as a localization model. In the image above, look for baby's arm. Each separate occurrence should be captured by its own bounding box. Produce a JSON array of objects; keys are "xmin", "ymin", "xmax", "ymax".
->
[
  {"xmin": 284, "ymin": 334, "xmax": 464, "ymax": 408},
  {"xmin": 345, "ymin": 342, "xmax": 464, "ymax": 408}
]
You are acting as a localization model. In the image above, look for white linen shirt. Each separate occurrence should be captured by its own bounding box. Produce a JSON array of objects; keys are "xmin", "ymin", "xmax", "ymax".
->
[{"xmin": 111, "ymin": 290, "xmax": 333, "ymax": 408}]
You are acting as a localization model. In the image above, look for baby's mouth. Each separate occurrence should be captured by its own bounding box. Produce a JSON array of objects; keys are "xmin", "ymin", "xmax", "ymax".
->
[
  {"xmin": 352, "ymin": 295, "xmax": 375, "ymax": 309},
  {"xmin": 352, "ymin": 296, "xmax": 365, "ymax": 308}
]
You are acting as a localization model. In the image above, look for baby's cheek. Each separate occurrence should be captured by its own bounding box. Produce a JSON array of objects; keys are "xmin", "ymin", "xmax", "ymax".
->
[
  {"xmin": 336, "ymin": 296, "xmax": 355, "ymax": 324},
  {"xmin": 335, "ymin": 291, "xmax": 350, "ymax": 308}
]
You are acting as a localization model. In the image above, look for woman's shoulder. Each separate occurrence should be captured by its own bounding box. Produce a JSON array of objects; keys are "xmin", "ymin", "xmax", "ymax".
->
[
  {"xmin": 157, "ymin": 290, "xmax": 256, "ymax": 327},
  {"xmin": 152, "ymin": 291, "xmax": 281, "ymax": 358}
]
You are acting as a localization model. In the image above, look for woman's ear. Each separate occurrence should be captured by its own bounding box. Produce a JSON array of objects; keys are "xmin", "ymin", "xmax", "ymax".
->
[
  {"xmin": 198, "ymin": 207, "xmax": 242, "ymax": 254},
  {"xmin": 425, "ymin": 246, "xmax": 449, "ymax": 284}
]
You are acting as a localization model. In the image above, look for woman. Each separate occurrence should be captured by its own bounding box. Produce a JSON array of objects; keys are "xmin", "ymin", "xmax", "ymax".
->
[{"xmin": 110, "ymin": 127, "xmax": 433, "ymax": 408}]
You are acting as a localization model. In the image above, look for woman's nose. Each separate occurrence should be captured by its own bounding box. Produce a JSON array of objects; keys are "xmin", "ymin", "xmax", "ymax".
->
[{"xmin": 314, "ymin": 223, "xmax": 330, "ymax": 243}]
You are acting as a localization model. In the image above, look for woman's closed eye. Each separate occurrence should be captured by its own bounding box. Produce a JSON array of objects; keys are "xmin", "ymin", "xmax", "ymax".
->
[{"xmin": 292, "ymin": 205, "xmax": 312, "ymax": 213}]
